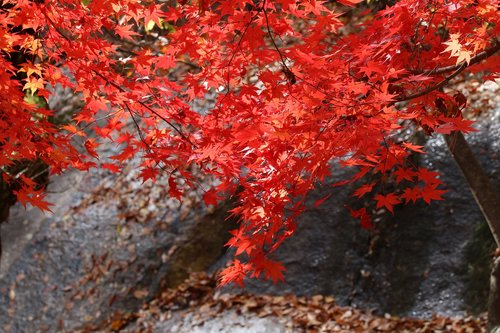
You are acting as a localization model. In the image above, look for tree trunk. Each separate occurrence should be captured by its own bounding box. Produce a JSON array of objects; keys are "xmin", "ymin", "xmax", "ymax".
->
[
  {"xmin": 0, "ymin": 178, "xmax": 16, "ymax": 264},
  {"xmin": 443, "ymin": 131, "xmax": 500, "ymax": 332},
  {"xmin": 490, "ymin": 257, "xmax": 500, "ymax": 333}
]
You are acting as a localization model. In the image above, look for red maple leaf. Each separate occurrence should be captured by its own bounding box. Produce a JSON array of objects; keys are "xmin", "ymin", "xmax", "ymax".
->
[
  {"xmin": 417, "ymin": 168, "xmax": 442, "ymax": 185},
  {"xmin": 219, "ymin": 260, "xmax": 249, "ymax": 287},
  {"xmin": 353, "ymin": 183, "xmax": 375, "ymax": 198},
  {"xmin": 393, "ymin": 167, "xmax": 416, "ymax": 184},
  {"xmin": 375, "ymin": 193, "xmax": 400, "ymax": 214},
  {"xmin": 3, "ymin": 0, "xmax": 498, "ymax": 289},
  {"xmin": 168, "ymin": 177, "xmax": 183, "ymax": 201},
  {"xmin": 421, "ymin": 185, "xmax": 447, "ymax": 204},
  {"xmin": 401, "ymin": 186, "xmax": 421, "ymax": 203},
  {"xmin": 202, "ymin": 189, "xmax": 220, "ymax": 206},
  {"xmin": 252, "ymin": 255, "xmax": 286, "ymax": 284},
  {"xmin": 114, "ymin": 24, "xmax": 140, "ymax": 40},
  {"xmin": 15, "ymin": 187, "xmax": 53, "ymax": 213},
  {"xmin": 347, "ymin": 207, "xmax": 373, "ymax": 230},
  {"xmin": 101, "ymin": 163, "xmax": 121, "ymax": 173},
  {"xmin": 139, "ymin": 167, "xmax": 158, "ymax": 182},
  {"xmin": 313, "ymin": 193, "xmax": 332, "ymax": 207},
  {"xmin": 402, "ymin": 142, "xmax": 426, "ymax": 154},
  {"xmin": 84, "ymin": 139, "xmax": 99, "ymax": 159}
]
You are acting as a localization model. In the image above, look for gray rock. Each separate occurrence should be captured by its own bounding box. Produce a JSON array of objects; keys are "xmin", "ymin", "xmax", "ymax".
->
[
  {"xmin": 0, "ymin": 160, "xmax": 233, "ymax": 332},
  {"xmin": 1, "ymin": 79, "xmax": 498, "ymax": 332},
  {"xmin": 215, "ymin": 83, "xmax": 500, "ymax": 318},
  {"xmin": 152, "ymin": 310, "xmax": 288, "ymax": 333}
]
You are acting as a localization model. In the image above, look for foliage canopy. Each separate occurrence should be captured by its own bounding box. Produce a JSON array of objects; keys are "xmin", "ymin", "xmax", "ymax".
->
[{"xmin": 1, "ymin": 0, "xmax": 499, "ymax": 285}]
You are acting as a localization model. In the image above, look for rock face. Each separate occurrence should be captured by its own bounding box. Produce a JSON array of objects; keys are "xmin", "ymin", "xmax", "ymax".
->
[
  {"xmin": 0, "ymin": 82, "xmax": 498, "ymax": 331},
  {"xmin": 232, "ymin": 135, "xmax": 497, "ymax": 317},
  {"xmin": 0, "ymin": 161, "xmax": 234, "ymax": 332},
  {"xmin": 153, "ymin": 311, "xmax": 287, "ymax": 333},
  {"xmin": 217, "ymin": 82, "xmax": 500, "ymax": 318}
]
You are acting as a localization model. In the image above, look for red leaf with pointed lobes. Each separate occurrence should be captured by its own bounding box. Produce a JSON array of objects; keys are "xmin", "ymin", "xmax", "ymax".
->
[
  {"xmin": 84, "ymin": 139, "xmax": 99, "ymax": 159},
  {"xmin": 168, "ymin": 177, "xmax": 183, "ymax": 201},
  {"xmin": 226, "ymin": 230, "xmax": 255, "ymax": 256},
  {"xmin": 15, "ymin": 187, "xmax": 53, "ymax": 213},
  {"xmin": 417, "ymin": 168, "xmax": 442, "ymax": 185},
  {"xmin": 402, "ymin": 142, "xmax": 426, "ymax": 154},
  {"xmin": 203, "ymin": 189, "xmax": 220, "ymax": 206},
  {"xmin": 313, "ymin": 193, "xmax": 332, "ymax": 207},
  {"xmin": 337, "ymin": 0, "xmax": 364, "ymax": 7},
  {"xmin": 219, "ymin": 260, "xmax": 249, "ymax": 287},
  {"xmin": 393, "ymin": 167, "xmax": 416, "ymax": 184},
  {"xmin": 62, "ymin": 124, "xmax": 86, "ymax": 137},
  {"xmin": 450, "ymin": 118, "xmax": 478, "ymax": 134},
  {"xmin": 101, "ymin": 163, "xmax": 121, "ymax": 173},
  {"xmin": 421, "ymin": 185, "xmax": 447, "ymax": 204},
  {"xmin": 139, "ymin": 167, "xmax": 158, "ymax": 183},
  {"xmin": 375, "ymin": 193, "xmax": 400, "ymax": 214},
  {"xmin": 401, "ymin": 186, "xmax": 421, "ymax": 203},
  {"xmin": 347, "ymin": 206, "xmax": 372, "ymax": 230},
  {"xmin": 114, "ymin": 24, "xmax": 140, "ymax": 40},
  {"xmin": 353, "ymin": 183, "xmax": 375, "ymax": 198},
  {"xmin": 251, "ymin": 255, "xmax": 286, "ymax": 284}
]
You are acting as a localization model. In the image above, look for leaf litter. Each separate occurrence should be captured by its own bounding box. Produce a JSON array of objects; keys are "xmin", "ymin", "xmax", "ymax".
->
[{"xmin": 102, "ymin": 272, "xmax": 487, "ymax": 333}]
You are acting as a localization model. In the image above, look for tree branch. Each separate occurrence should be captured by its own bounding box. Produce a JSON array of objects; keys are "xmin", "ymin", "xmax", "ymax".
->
[
  {"xmin": 91, "ymin": 70, "xmax": 197, "ymax": 148},
  {"xmin": 396, "ymin": 62, "xmax": 467, "ymax": 103},
  {"xmin": 397, "ymin": 39, "xmax": 500, "ymax": 103},
  {"xmin": 410, "ymin": 39, "xmax": 500, "ymax": 76},
  {"xmin": 394, "ymin": 39, "xmax": 500, "ymax": 104}
]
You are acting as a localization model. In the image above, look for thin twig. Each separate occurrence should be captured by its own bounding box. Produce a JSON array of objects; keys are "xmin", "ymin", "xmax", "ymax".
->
[
  {"xmin": 91, "ymin": 70, "xmax": 196, "ymax": 147},
  {"xmin": 262, "ymin": 0, "xmax": 290, "ymax": 71},
  {"xmin": 409, "ymin": 39, "xmax": 500, "ymax": 75},
  {"xmin": 396, "ymin": 62, "xmax": 467, "ymax": 103}
]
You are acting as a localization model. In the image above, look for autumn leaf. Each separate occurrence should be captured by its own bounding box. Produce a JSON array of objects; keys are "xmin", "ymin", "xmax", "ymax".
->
[
  {"xmin": 168, "ymin": 177, "xmax": 183, "ymax": 201},
  {"xmin": 375, "ymin": 193, "xmax": 400, "ymax": 214},
  {"xmin": 139, "ymin": 167, "xmax": 158, "ymax": 182},
  {"xmin": 219, "ymin": 260, "xmax": 249, "ymax": 287},
  {"xmin": 252, "ymin": 255, "xmax": 286, "ymax": 284},
  {"xmin": 2, "ymin": 0, "xmax": 499, "ymax": 288},
  {"xmin": 23, "ymin": 77, "xmax": 44, "ymax": 93},
  {"xmin": 84, "ymin": 139, "xmax": 99, "ymax": 159},
  {"xmin": 337, "ymin": 0, "xmax": 364, "ymax": 7},
  {"xmin": 347, "ymin": 207, "xmax": 372, "ymax": 230},
  {"xmin": 417, "ymin": 168, "xmax": 442, "ymax": 185},
  {"xmin": 443, "ymin": 34, "xmax": 462, "ymax": 58},
  {"xmin": 313, "ymin": 194, "xmax": 332, "ymax": 207},
  {"xmin": 62, "ymin": 124, "xmax": 86, "ymax": 137},
  {"xmin": 14, "ymin": 187, "xmax": 53, "ymax": 213},
  {"xmin": 442, "ymin": 34, "xmax": 472, "ymax": 65},
  {"xmin": 353, "ymin": 183, "xmax": 375, "ymax": 198},
  {"xmin": 393, "ymin": 167, "xmax": 416, "ymax": 184},
  {"xmin": 203, "ymin": 189, "xmax": 220, "ymax": 206},
  {"xmin": 401, "ymin": 142, "xmax": 425, "ymax": 154},
  {"xmin": 450, "ymin": 118, "xmax": 477, "ymax": 134},
  {"xmin": 101, "ymin": 163, "xmax": 121, "ymax": 173},
  {"xmin": 114, "ymin": 24, "xmax": 140, "ymax": 40},
  {"xmin": 226, "ymin": 229, "xmax": 255, "ymax": 256},
  {"xmin": 421, "ymin": 185, "xmax": 447, "ymax": 204},
  {"xmin": 401, "ymin": 186, "xmax": 421, "ymax": 204}
]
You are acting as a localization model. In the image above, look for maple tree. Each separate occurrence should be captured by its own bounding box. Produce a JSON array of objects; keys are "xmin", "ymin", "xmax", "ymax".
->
[{"xmin": 1, "ymin": 0, "xmax": 500, "ymax": 327}]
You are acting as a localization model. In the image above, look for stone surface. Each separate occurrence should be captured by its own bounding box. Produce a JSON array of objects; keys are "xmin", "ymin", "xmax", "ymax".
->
[
  {"xmin": 152, "ymin": 311, "xmax": 288, "ymax": 333},
  {"xmin": 0, "ymin": 80, "xmax": 498, "ymax": 331},
  {"xmin": 0, "ymin": 159, "xmax": 233, "ymax": 332},
  {"xmin": 214, "ymin": 81, "xmax": 500, "ymax": 318}
]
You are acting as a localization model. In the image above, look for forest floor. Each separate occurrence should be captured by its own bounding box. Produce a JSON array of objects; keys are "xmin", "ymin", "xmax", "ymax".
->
[{"xmin": 106, "ymin": 273, "xmax": 487, "ymax": 333}]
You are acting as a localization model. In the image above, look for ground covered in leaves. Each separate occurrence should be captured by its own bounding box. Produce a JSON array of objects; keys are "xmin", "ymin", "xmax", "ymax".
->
[{"xmin": 105, "ymin": 273, "xmax": 487, "ymax": 333}]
